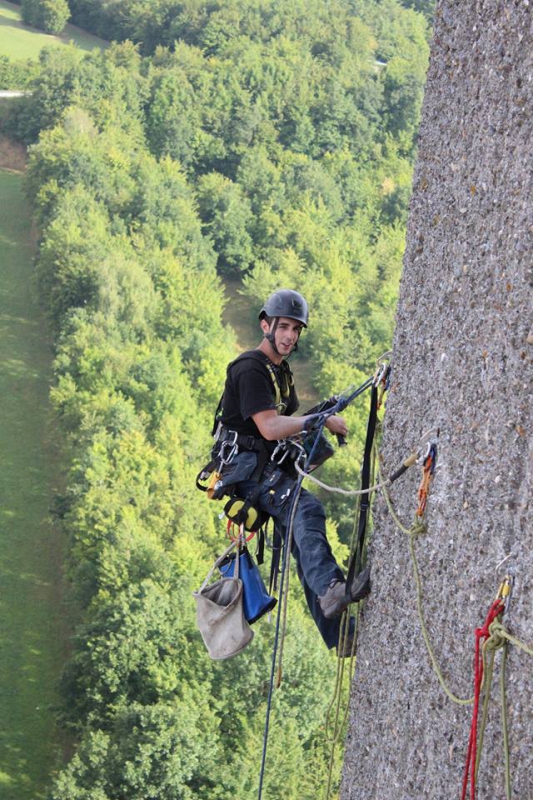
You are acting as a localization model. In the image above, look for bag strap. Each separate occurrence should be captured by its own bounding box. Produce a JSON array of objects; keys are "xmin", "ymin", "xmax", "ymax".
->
[{"xmin": 199, "ymin": 540, "xmax": 239, "ymax": 592}]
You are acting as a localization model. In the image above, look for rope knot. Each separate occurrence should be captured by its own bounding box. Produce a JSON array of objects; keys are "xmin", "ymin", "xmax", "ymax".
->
[
  {"xmin": 409, "ymin": 518, "xmax": 427, "ymax": 538},
  {"xmin": 486, "ymin": 619, "xmax": 507, "ymax": 651}
]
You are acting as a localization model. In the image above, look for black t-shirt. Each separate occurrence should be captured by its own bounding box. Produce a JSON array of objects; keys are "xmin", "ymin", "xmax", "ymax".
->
[{"xmin": 219, "ymin": 350, "xmax": 299, "ymax": 438}]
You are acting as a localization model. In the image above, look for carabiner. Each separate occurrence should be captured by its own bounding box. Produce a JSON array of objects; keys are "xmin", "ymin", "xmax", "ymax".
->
[
  {"xmin": 495, "ymin": 574, "xmax": 514, "ymax": 614},
  {"xmin": 270, "ymin": 440, "xmax": 291, "ymax": 465},
  {"xmin": 219, "ymin": 431, "xmax": 239, "ymax": 465}
]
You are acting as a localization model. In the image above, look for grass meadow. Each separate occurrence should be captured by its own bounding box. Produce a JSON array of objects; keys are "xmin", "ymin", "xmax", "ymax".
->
[
  {"xmin": 0, "ymin": 169, "xmax": 69, "ymax": 799},
  {"xmin": 0, "ymin": 0, "xmax": 107, "ymax": 60}
]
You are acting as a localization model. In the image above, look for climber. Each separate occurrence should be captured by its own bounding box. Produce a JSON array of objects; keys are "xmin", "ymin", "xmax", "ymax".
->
[{"xmin": 215, "ymin": 289, "xmax": 370, "ymax": 653}]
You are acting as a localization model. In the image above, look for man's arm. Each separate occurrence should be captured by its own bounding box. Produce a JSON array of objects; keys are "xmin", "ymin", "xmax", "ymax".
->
[{"xmin": 252, "ymin": 409, "xmax": 348, "ymax": 441}]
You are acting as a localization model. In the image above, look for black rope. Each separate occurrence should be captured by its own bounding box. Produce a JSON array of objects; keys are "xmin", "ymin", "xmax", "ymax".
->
[{"xmin": 346, "ymin": 384, "xmax": 378, "ymax": 588}]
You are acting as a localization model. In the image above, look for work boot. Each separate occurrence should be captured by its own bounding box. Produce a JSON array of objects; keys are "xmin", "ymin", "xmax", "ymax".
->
[
  {"xmin": 318, "ymin": 567, "xmax": 371, "ymax": 619},
  {"xmin": 350, "ymin": 565, "xmax": 371, "ymax": 603}
]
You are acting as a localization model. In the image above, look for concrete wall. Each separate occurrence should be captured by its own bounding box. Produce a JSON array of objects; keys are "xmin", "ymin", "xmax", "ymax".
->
[{"xmin": 341, "ymin": 1, "xmax": 532, "ymax": 797}]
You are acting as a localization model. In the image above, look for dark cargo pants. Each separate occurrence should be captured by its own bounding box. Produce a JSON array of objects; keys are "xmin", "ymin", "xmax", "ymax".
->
[{"xmin": 237, "ymin": 465, "xmax": 351, "ymax": 649}]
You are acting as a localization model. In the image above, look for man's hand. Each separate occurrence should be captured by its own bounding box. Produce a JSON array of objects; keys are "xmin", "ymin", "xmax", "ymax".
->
[{"xmin": 325, "ymin": 415, "xmax": 348, "ymax": 437}]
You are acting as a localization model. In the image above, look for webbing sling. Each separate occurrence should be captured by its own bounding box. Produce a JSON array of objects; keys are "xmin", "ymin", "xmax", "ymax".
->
[{"xmin": 345, "ymin": 383, "xmax": 378, "ymax": 589}]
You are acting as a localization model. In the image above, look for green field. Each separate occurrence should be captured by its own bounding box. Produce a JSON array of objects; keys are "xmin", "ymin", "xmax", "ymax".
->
[
  {"xmin": 0, "ymin": 0, "xmax": 107, "ymax": 60},
  {"xmin": 0, "ymin": 169, "xmax": 68, "ymax": 799}
]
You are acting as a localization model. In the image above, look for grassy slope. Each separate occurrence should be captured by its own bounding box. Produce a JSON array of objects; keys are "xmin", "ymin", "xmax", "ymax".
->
[
  {"xmin": 0, "ymin": 0, "xmax": 107, "ymax": 60},
  {"xmin": 0, "ymin": 169, "xmax": 68, "ymax": 800}
]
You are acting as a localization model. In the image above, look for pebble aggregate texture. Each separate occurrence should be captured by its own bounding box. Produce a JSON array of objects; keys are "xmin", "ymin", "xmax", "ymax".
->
[{"xmin": 341, "ymin": 1, "xmax": 532, "ymax": 798}]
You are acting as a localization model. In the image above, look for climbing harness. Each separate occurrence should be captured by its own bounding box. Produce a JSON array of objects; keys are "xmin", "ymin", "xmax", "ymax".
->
[{"xmin": 196, "ymin": 351, "xmax": 296, "ymax": 531}]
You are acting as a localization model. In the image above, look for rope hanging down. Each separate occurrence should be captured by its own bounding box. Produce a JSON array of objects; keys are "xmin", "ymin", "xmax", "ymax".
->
[
  {"xmin": 461, "ymin": 594, "xmax": 506, "ymax": 800},
  {"xmin": 258, "ymin": 361, "xmax": 392, "ymax": 800},
  {"xmin": 461, "ymin": 576, "xmax": 512, "ymax": 800},
  {"xmin": 460, "ymin": 576, "xmax": 533, "ymax": 800},
  {"xmin": 324, "ymin": 365, "xmax": 392, "ymax": 800},
  {"xmin": 257, "ymin": 377, "xmax": 365, "ymax": 800},
  {"xmin": 379, "ymin": 443, "xmax": 475, "ymax": 707},
  {"xmin": 382, "ymin": 458, "xmax": 533, "ymax": 799}
]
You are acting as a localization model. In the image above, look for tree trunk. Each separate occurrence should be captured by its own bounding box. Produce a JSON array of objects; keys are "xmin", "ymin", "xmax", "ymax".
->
[{"xmin": 341, "ymin": 1, "xmax": 532, "ymax": 798}]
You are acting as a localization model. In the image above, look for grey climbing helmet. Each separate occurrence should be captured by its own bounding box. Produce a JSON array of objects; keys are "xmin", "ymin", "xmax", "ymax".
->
[{"xmin": 259, "ymin": 289, "xmax": 309, "ymax": 327}]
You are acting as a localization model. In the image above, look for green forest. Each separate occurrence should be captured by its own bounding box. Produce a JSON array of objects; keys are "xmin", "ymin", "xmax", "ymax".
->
[{"xmin": 1, "ymin": 0, "xmax": 432, "ymax": 796}]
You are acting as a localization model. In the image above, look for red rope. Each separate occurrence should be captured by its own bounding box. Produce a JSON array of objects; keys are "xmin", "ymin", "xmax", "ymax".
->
[{"xmin": 461, "ymin": 599, "xmax": 505, "ymax": 800}]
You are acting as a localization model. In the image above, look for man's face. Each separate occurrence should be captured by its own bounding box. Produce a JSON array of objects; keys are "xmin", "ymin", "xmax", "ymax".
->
[{"xmin": 271, "ymin": 316, "xmax": 303, "ymax": 356}]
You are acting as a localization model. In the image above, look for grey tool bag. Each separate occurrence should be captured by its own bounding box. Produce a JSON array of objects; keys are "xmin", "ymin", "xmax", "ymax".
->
[{"xmin": 193, "ymin": 541, "xmax": 254, "ymax": 660}]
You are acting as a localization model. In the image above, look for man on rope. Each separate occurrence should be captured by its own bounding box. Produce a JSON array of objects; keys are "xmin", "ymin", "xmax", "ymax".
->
[{"xmin": 215, "ymin": 289, "xmax": 370, "ymax": 653}]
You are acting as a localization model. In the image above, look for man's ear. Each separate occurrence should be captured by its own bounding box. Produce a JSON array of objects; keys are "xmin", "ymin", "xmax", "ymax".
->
[{"xmin": 260, "ymin": 319, "xmax": 271, "ymax": 336}]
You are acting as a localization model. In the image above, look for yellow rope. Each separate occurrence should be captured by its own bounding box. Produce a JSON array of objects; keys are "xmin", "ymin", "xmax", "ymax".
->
[
  {"xmin": 475, "ymin": 643, "xmax": 497, "ymax": 782},
  {"xmin": 489, "ymin": 620, "xmax": 533, "ymax": 657},
  {"xmin": 320, "ymin": 437, "xmax": 533, "ymax": 798},
  {"xmin": 501, "ymin": 642, "xmax": 511, "ymax": 800},
  {"xmin": 380, "ymin": 469, "xmax": 474, "ymax": 706},
  {"xmin": 324, "ymin": 610, "xmax": 359, "ymax": 800},
  {"xmin": 474, "ymin": 616, "xmax": 514, "ymax": 797},
  {"xmin": 381, "ymin": 460, "xmax": 533, "ymax": 795}
]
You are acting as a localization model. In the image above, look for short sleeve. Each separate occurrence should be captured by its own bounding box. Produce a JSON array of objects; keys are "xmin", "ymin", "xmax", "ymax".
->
[{"xmin": 231, "ymin": 361, "xmax": 277, "ymax": 420}]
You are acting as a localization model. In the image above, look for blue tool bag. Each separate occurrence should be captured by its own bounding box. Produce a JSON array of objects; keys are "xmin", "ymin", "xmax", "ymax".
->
[{"xmin": 220, "ymin": 548, "xmax": 277, "ymax": 624}]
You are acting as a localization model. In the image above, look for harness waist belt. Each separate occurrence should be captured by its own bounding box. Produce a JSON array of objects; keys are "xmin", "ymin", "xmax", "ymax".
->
[{"xmin": 218, "ymin": 426, "xmax": 265, "ymax": 453}]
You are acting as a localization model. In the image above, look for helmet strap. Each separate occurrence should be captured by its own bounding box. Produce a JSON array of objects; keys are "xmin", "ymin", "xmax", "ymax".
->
[
  {"xmin": 262, "ymin": 317, "xmax": 301, "ymax": 356},
  {"xmin": 263, "ymin": 317, "xmax": 300, "ymax": 358},
  {"xmin": 263, "ymin": 317, "xmax": 280, "ymax": 354}
]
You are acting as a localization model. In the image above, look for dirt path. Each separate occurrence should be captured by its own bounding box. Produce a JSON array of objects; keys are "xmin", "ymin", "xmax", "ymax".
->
[
  {"xmin": 0, "ymin": 169, "xmax": 68, "ymax": 799},
  {"xmin": 0, "ymin": 137, "xmax": 27, "ymax": 172}
]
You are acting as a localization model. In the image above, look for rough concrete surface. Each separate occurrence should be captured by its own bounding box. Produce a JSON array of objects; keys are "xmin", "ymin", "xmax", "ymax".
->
[{"xmin": 341, "ymin": 1, "xmax": 532, "ymax": 798}]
